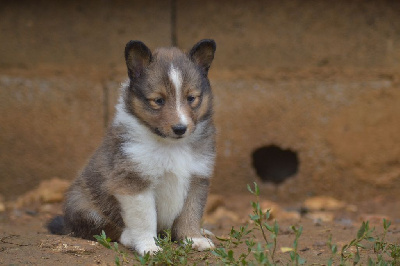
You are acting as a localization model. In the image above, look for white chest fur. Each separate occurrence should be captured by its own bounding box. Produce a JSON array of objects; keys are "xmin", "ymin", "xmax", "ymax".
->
[
  {"xmin": 114, "ymin": 102, "xmax": 214, "ymax": 231},
  {"xmin": 154, "ymin": 171, "xmax": 190, "ymax": 230},
  {"xmin": 121, "ymin": 140, "xmax": 210, "ymax": 230}
]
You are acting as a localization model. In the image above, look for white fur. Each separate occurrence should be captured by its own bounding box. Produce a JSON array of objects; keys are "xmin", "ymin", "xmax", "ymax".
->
[
  {"xmin": 169, "ymin": 64, "xmax": 188, "ymax": 125},
  {"xmin": 155, "ymin": 171, "xmax": 190, "ymax": 231},
  {"xmin": 116, "ymin": 192, "xmax": 160, "ymax": 255},
  {"xmin": 187, "ymin": 237, "xmax": 215, "ymax": 251}
]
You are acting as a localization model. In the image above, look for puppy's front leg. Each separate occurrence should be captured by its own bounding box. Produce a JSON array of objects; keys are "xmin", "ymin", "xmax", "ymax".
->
[
  {"xmin": 115, "ymin": 190, "xmax": 160, "ymax": 255},
  {"xmin": 172, "ymin": 177, "xmax": 214, "ymax": 251}
]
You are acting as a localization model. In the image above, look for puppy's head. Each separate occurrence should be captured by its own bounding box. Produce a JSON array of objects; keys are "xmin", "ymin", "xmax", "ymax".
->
[{"xmin": 124, "ymin": 40, "xmax": 216, "ymax": 139}]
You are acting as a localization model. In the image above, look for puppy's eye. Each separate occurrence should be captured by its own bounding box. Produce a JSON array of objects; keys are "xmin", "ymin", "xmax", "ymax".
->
[
  {"xmin": 149, "ymin": 97, "xmax": 165, "ymax": 109},
  {"xmin": 154, "ymin": 98, "xmax": 165, "ymax": 106},
  {"xmin": 187, "ymin": 96, "xmax": 196, "ymax": 103}
]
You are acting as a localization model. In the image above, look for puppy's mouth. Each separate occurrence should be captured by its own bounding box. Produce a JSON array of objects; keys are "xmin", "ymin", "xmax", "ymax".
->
[
  {"xmin": 154, "ymin": 128, "xmax": 187, "ymax": 140},
  {"xmin": 154, "ymin": 128, "xmax": 167, "ymax": 138}
]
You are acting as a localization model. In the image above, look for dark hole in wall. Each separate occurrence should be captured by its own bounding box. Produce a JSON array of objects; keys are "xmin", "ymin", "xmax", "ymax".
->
[{"xmin": 252, "ymin": 145, "xmax": 299, "ymax": 185}]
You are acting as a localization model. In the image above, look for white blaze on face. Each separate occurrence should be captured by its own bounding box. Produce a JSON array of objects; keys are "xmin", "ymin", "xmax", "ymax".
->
[{"xmin": 169, "ymin": 64, "xmax": 188, "ymax": 125}]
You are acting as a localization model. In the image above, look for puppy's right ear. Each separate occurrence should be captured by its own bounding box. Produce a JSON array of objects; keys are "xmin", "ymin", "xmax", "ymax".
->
[{"xmin": 125, "ymin": 41, "xmax": 152, "ymax": 80}]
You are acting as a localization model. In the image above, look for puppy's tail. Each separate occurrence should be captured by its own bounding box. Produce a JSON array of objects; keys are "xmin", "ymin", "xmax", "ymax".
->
[{"xmin": 47, "ymin": 215, "xmax": 67, "ymax": 235}]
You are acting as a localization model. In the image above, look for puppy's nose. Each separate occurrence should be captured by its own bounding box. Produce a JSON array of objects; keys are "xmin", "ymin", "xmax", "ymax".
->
[{"xmin": 172, "ymin": 124, "xmax": 187, "ymax": 136}]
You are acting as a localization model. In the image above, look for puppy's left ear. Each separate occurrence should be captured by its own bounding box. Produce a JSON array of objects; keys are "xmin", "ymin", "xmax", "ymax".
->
[{"xmin": 189, "ymin": 39, "xmax": 216, "ymax": 74}]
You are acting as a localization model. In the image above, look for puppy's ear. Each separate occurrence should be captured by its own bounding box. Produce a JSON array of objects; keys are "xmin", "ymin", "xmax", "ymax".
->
[
  {"xmin": 125, "ymin": 41, "xmax": 152, "ymax": 80},
  {"xmin": 189, "ymin": 39, "xmax": 216, "ymax": 74}
]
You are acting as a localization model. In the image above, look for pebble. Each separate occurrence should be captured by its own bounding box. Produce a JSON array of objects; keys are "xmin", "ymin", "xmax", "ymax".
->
[
  {"xmin": 13, "ymin": 178, "xmax": 70, "ymax": 208},
  {"xmin": 260, "ymin": 200, "xmax": 301, "ymax": 221},
  {"xmin": 306, "ymin": 211, "xmax": 335, "ymax": 223},
  {"xmin": 0, "ymin": 194, "xmax": 5, "ymax": 212},
  {"xmin": 205, "ymin": 194, "xmax": 225, "ymax": 214},
  {"xmin": 303, "ymin": 196, "xmax": 346, "ymax": 211},
  {"xmin": 203, "ymin": 206, "xmax": 240, "ymax": 224},
  {"xmin": 358, "ymin": 214, "xmax": 390, "ymax": 224}
]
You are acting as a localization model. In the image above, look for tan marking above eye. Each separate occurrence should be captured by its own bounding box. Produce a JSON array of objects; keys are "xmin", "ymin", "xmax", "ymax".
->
[
  {"xmin": 148, "ymin": 97, "xmax": 165, "ymax": 109},
  {"xmin": 146, "ymin": 91, "xmax": 166, "ymax": 109},
  {"xmin": 187, "ymin": 94, "xmax": 201, "ymax": 108}
]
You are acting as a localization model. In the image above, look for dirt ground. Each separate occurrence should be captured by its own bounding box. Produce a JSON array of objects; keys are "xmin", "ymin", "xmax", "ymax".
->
[{"xmin": 1, "ymin": 186, "xmax": 400, "ymax": 265}]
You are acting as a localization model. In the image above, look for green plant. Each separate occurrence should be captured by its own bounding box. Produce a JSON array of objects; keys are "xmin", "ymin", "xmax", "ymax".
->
[
  {"xmin": 93, "ymin": 183, "xmax": 400, "ymax": 265},
  {"xmin": 94, "ymin": 230, "xmax": 195, "ymax": 265},
  {"xmin": 212, "ymin": 182, "xmax": 306, "ymax": 266},
  {"xmin": 288, "ymin": 225, "xmax": 305, "ymax": 265},
  {"xmin": 325, "ymin": 218, "xmax": 400, "ymax": 266},
  {"xmin": 327, "ymin": 234, "xmax": 338, "ymax": 266},
  {"xmin": 212, "ymin": 226, "xmax": 255, "ymax": 265},
  {"xmin": 146, "ymin": 230, "xmax": 194, "ymax": 265},
  {"xmin": 94, "ymin": 230, "xmax": 128, "ymax": 266},
  {"xmin": 368, "ymin": 219, "xmax": 400, "ymax": 265},
  {"xmin": 338, "ymin": 221, "xmax": 375, "ymax": 265},
  {"xmin": 247, "ymin": 183, "xmax": 279, "ymax": 262}
]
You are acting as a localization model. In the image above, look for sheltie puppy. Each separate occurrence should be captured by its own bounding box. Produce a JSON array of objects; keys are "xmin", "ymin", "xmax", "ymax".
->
[{"xmin": 48, "ymin": 39, "xmax": 217, "ymax": 255}]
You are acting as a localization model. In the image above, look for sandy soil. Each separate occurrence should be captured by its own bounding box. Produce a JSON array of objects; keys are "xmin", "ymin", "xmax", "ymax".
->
[{"xmin": 1, "ymin": 191, "xmax": 399, "ymax": 265}]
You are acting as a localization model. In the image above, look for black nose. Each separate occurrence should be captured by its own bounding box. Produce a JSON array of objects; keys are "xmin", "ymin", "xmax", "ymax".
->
[{"xmin": 172, "ymin": 124, "xmax": 187, "ymax": 136}]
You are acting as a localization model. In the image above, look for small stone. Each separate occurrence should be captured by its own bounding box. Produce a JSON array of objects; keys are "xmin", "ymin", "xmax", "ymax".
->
[
  {"xmin": 335, "ymin": 218, "xmax": 354, "ymax": 227},
  {"xmin": 205, "ymin": 194, "xmax": 225, "ymax": 214},
  {"xmin": 203, "ymin": 206, "xmax": 240, "ymax": 224},
  {"xmin": 358, "ymin": 214, "xmax": 390, "ymax": 224},
  {"xmin": 276, "ymin": 210, "xmax": 301, "ymax": 221},
  {"xmin": 39, "ymin": 203, "xmax": 56, "ymax": 213},
  {"xmin": 313, "ymin": 241, "xmax": 326, "ymax": 247},
  {"xmin": 306, "ymin": 211, "xmax": 335, "ymax": 222},
  {"xmin": 260, "ymin": 200, "xmax": 281, "ymax": 217},
  {"xmin": 14, "ymin": 178, "xmax": 70, "ymax": 208},
  {"xmin": 303, "ymin": 196, "xmax": 346, "ymax": 211},
  {"xmin": 0, "ymin": 194, "xmax": 5, "ymax": 212},
  {"xmin": 260, "ymin": 200, "xmax": 301, "ymax": 221},
  {"xmin": 345, "ymin": 204, "xmax": 358, "ymax": 212}
]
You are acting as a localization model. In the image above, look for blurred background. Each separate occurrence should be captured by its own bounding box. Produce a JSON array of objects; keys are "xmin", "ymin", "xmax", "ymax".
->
[{"xmin": 1, "ymin": 0, "xmax": 399, "ymax": 204}]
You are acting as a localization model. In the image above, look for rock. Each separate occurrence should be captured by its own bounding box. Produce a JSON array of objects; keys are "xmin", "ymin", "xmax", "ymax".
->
[
  {"xmin": 203, "ymin": 206, "xmax": 240, "ymax": 224},
  {"xmin": 0, "ymin": 194, "xmax": 5, "ymax": 212},
  {"xmin": 306, "ymin": 211, "xmax": 335, "ymax": 223},
  {"xmin": 39, "ymin": 203, "xmax": 58, "ymax": 213},
  {"xmin": 276, "ymin": 210, "xmax": 301, "ymax": 221},
  {"xmin": 205, "ymin": 194, "xmax": 225, "ymax": 214},
  {"xmin": 260, "ymin": 200, "xmax": 281, "ymax": 217},
  {"xmin": 335, "ymin": 218, "xmax": 354, "ymax": 227},
  {"xmin": 14, "ymin": 178, "xmax": 70, "ymax": 208},
  {"xmin": 358, "ymin": 214, "xmax": 391, "ymax": 224},
  {"xmin": 303, "ymin": 196, "xmax": 346, "ymax": 211},
  {"xmin": 260, "ymin": 200, "xmax": 301, "ymax": 221},
  {"xmin": 345, "ymin": 204, "xmax": 358, "ymax": 212}
]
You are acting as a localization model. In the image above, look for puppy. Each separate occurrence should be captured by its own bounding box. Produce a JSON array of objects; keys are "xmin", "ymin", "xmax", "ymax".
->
[{"xmin": 48, "ymin": 39, "xmax": 217, "ymax": 255}]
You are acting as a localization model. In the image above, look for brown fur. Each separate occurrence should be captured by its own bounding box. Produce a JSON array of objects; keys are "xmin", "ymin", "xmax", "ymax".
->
[{"xmin": 126, "ymin": 46, "xmax": 213, "ymax": 139}]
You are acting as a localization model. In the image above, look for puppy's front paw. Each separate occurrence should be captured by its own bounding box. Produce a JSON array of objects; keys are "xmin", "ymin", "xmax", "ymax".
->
[
  {"xmin": 189, "ymin": 237, "xmax": 215, "ymax": 251},
  {"xmin": 120, "ymin": 229, "xmax": 161, "ymax": 255},
  {"xmin": 136, "ymin": 242, "xmax": 162, "ymax": 256}
]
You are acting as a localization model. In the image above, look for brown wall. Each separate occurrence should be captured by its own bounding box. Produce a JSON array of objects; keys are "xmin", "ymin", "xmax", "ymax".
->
[{"xmin": 1, "ymin": 0, "xmax": 399, "ymax": 202}]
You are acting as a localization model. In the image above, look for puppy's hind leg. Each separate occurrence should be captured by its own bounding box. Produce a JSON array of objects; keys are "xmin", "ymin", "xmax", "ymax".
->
[{"xmin": 115, "ymin": 190, "xmax": 160, "ymax": 255}]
